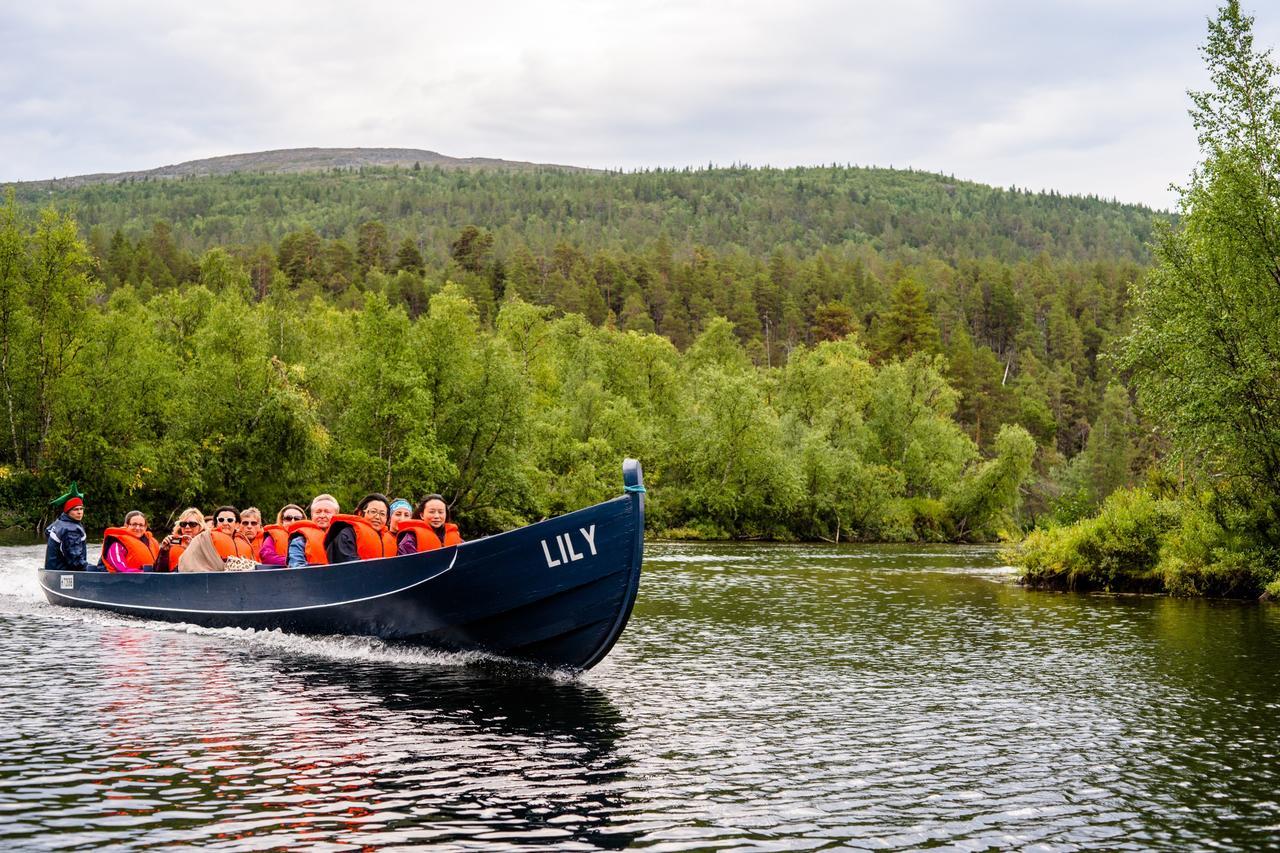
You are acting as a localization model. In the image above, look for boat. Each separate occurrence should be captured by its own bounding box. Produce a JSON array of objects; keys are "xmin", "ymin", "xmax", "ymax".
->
[{"xmin": 38, "ymin": 459, "xmax": 646, "ymax": 671}]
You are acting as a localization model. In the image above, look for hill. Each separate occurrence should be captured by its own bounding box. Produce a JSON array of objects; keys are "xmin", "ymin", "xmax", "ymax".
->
[
  {"xmin": 17, "ymin": 146, "xmax": 593, "ymax": 189},
  {"xmin": 5, "ymin": 157, "xmax": 1164, "ymax": 265}
]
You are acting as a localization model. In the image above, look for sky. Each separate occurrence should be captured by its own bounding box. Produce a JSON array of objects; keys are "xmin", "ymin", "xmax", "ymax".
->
[{"xmin": 2, "ymin": 1, "xmax": 1273, "ymax": 210}]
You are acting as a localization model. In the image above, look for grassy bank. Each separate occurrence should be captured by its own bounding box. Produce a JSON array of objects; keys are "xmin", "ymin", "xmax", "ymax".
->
[{"xmin": 1008, "ymin": 487, "xmax": 1280, "ymax": 599}]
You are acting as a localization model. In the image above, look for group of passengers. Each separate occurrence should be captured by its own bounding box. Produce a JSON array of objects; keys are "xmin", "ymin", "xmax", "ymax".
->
[{"xmin": 44, "ymin": 489, "xmax": 462, "ymax": 574}]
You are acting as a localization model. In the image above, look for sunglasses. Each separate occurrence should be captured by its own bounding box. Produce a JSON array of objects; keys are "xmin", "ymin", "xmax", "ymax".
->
[
  {"xmin": 282, "ymin": 515, "xmax": 303, "ymax": 523},
  {"xmin": 179, "ymin": 521, "xmax": 200, "ymax": 528},
  {"xmin": 240, "ymin": 519, "xmax": 260, "ymax": 526},
  {"xmin": 216, "ymin": 516, "xmax": 236, "ymax": 524}
]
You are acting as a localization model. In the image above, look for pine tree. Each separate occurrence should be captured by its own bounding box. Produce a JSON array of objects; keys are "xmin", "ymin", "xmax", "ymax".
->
[{"xmin": 875, "ymin": 275, "xmax": 939, "ymax": 358}]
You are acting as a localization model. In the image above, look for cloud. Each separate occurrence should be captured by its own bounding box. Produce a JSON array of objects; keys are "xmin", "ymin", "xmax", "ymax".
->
[{"xmin": 2, "ymin": 0, "xmax": 1274, "ymax": 207}]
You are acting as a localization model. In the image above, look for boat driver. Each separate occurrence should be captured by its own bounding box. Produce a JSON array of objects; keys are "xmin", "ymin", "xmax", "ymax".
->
[{"xmin": 44, "ymin": 484, "xmax": 89, "ymax": 572}]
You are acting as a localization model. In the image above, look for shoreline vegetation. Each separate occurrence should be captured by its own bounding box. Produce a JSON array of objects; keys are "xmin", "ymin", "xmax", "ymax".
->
[
  {"xmin": 1012, "ymin": 2, "xmax": 1280, "ymax": 602},
  {"xmin": 0, "ymin": 158, "xmax": 1127, "ymax": 548}
]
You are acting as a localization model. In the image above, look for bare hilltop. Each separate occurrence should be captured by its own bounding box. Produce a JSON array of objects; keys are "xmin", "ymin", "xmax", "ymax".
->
[{"xmin": 21, "ymin": 147, "xmax": 594, "ymax": 188}]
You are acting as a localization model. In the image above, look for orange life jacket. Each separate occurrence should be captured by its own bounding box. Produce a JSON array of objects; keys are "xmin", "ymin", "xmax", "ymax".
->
[
  {"xmin": 248, "ymin": 531, "xmax": 263, "ymax": 553},
  {"xmin": 380, "ymin": 528, "xmax": 397, "ymax": 556},
  {"xmin": 260, "ymin": 524, "xmax": 288, "ymax": 561},
  {"xmin": 210, "ymin": 530, "xmax": 255, "ymax": 561},
  {"xmin": 287, "ymin": 520, "xmax": 329, "ymax": 565},
  {"xmin": 396, "ymin": 519, "xmax": 462, "ymax": 553},
  {"xmin": 101, "ymin": 528, "xmax": 161, "ymax": 572},
  {"xmin": 324, "ymin": 514, "xmax": 390, "ymax": 560},
  {"xmin": 166, "ymin": 541, "xmax": 187, "ymax": 570}
]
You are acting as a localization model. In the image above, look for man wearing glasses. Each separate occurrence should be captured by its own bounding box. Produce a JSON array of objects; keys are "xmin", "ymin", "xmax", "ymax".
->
[{"xmin": 238, "ymin": 507, "xmax": 264, "ymax": 553}]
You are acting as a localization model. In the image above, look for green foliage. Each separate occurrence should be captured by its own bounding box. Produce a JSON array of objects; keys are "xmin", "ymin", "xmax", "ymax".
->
[
  {"xmin": 0, "ymin": 159, "xmax": 1152, "ymax": 541},
  {"xmin": 1013, "ymin": 488, "xmax": 1180, "ymax": 591},
  {"xmin": 1120, "ymin": 1, "xmax": 1280, "ymax": 546},
  {"xmin": 10, "ymin": 164, "xmax": 1159, "ymax": 265},
  {"xmin": 945, "ymin": 424, "xmax": 1036, "ymax": 541}
]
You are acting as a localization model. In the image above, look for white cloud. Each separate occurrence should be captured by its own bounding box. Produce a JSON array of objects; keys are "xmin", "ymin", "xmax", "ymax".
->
[{"xmin": 2, "ymin": 0, "xmax": 1276, "ymax": 207}]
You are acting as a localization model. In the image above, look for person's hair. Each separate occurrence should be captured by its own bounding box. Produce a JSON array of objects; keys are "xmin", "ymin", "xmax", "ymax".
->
[
  {"xmin": 275, "ymin": 504, "xmax": 305, "ymax": 525},
  {"xmin": 124, "ymin": 510, "xmax": 146, "ymax": 526},
  {"xmin": 239, "ymin": 506, "xmax": 262, "ymax": 522},
  {"xmin": 213, "ymin": 506, "xmax": 238, "ymax": 524},
  {"xmin": 310, "ymin": 494, "xmax": 339, "ymax": 513},
  {"xmin": 413, "ymin": 494, "xmax": 448, "ymax": 522},
  {"xmin": 355, "ymin": 493, "xmax": 390, "ymax": 516},
  {"xmin": 172, "ymin": 507, "xmax": 206, "ymax": 535}
]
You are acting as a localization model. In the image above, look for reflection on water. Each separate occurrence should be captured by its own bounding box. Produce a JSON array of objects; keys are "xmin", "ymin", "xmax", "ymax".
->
[
  {"xmin": 1, "ymin": 541, "xmax": 1278, "ymax": 850},
  {"xmin": 0, "ymin": 619, "xmax": 633, "ymax": 850}
]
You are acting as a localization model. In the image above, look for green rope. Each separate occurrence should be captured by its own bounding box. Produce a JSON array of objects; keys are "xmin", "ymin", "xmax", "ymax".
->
[{"xmin": 624, "ymin": 484, "xmax": 647, "ymax": 493}]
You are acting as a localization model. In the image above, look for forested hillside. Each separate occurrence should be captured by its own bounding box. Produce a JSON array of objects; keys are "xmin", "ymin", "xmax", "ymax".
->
[{"xmin": 0, "ymin": 162, "xmax": 1165, "ymax": 539}]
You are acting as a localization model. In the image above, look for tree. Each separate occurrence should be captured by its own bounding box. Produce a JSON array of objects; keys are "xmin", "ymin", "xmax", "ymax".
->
[
  {"xmin": 395, "ymin": 236, "xmax": 425, "ymax": 274},
  {"xmin": 875, "ymin": 274, "xmax": 939, "ymax": 358},
  {"xmin": 1120, "ymin": 1, "xmax": 1280, "ymax": 543},
  {"xmin": 944, "ymin": 424, "xmax": 1036, "ymax": 539},
  {"xmin": 449, "ymin": 225, "xmax": 494, "ymax": 275},
  {"xmin": 355, "ymin": 220, "xmax": 390, "ymax": 274},
  {"xmin": 810, "ymin": 301, "xmax": 856, "ymax": 341}
]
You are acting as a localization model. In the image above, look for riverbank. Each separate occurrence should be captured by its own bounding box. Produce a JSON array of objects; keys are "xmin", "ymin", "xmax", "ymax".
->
[{"xmin": 1008, "ymin": 488, "xmax": 1280, "ymax": 600}]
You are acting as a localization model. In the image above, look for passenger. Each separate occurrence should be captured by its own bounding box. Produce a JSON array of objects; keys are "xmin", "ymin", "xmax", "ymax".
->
[
  {"xmin": 98, "ymin": 511, "xmax": 161, "ymax": 573},
  {"xmin": 155, "ymin": 507, "xmax": 204, "ymax": 572},
  {"xmin": 287, "ymin": 494, "xmax": 339, "ymax": 567},
  {"xmin": 238, "ymin": 507, "xmax": 263, "ymax": 553},
  {"xmin": 177, "ymin": 505, "xmax": 255, "ymax": 571},
  {"xmin": 259, "ymin": 504, "xmax": 304, "ymax": 567},
  {"xmin": 396, "ymin": 494, "xmax": 463, "ymax": 555},
  {"xmin": 388, "ymin": 498, "xmax": 413, "ymax": 533},
  {"xmin": 44, "ymin": 485, "xmax": 89, "ymax": 572},
  {"xmin": 324, "ymin": 493, "xmax": 394, "ymax": 564}
]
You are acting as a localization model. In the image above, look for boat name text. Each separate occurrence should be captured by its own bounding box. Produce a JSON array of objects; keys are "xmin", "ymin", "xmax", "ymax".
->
[{"xmin": 541, "ymin": 525, "xmax": 597, "ymax": 568}]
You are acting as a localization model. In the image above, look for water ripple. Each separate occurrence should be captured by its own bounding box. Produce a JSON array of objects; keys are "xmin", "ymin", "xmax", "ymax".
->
[{"xmin": 0, "ymin": 542, "xmax": 1278, "ymax": 849}]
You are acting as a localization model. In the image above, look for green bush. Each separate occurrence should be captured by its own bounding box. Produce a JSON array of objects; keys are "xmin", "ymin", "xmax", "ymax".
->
[
  {"xmin": 1156, "ymin": 497, "xmax": 1278, "ymax": 596},
  {"xmin": 1012, "ymin": 487, "xmax": 1179, "ymax": 591}
]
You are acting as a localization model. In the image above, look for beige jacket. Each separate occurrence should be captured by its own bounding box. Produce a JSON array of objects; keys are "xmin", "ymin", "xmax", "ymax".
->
[{"xmin": 176, "ymin": 530, "xmax": 227, "ymax": 573}]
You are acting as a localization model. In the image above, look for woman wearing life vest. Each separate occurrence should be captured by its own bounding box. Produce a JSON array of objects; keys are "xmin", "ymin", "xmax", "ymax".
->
[
  {"xmin": 154, "ymin": 507, "xmax": 205, "ymax": 572},
  {"xmin": 287, "ymin": 494, "xmax": 340, "ymax": 567},
  {"xmin": 98, "ymin": 511, "xmax": 161, "ymax": 572},
  {"xmin": 324, "ymin": 493, "xmax": 395, "ymax": 563},
  {"xmin": 396, "ymin": 494, "xmax": 463, "ymax": 555},
  {"xmin": 177, "ymin": 505, "xmax": 256, "ymax": 571},
  {"xmin": 388, "ymin": 498, "xmax": 413, "ymax": 534},
  {"xmin": 259, "ymin": 503, "xmax": 304, "ymax": 567}
]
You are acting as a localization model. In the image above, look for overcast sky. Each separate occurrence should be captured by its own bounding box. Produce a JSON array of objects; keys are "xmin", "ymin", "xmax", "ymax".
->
[{"xmin": 3, "ymin": 1, "xmax": 1273, "ymax": 209}]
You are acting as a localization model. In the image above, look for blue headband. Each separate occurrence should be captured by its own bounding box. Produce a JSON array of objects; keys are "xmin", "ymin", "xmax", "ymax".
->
[{"xmin": 389, "ymin": 499, "xmax": 412, "ymax": 513}]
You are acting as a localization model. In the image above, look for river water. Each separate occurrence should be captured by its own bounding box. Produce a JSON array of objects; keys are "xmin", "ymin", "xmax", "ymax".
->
[{"xmin": 1, "ymin": 541, "xmax": 1278, "ymax": 851}]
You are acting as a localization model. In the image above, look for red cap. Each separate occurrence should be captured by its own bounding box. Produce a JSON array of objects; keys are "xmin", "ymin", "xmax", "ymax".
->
[{"xmin": 63, "ymin": 496, "xmax": 83, "ymax": 511}]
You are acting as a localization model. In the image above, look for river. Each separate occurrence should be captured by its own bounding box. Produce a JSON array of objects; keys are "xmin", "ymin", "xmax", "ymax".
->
[{"xmin": 1, "ymin": 541, "xmax": 1277, "ymax": 850}]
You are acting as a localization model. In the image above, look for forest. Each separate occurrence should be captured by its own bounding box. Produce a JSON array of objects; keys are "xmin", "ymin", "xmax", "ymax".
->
[{"xmin": 0, "ymin": 161, "xmax": 1159, "ymax": 544}]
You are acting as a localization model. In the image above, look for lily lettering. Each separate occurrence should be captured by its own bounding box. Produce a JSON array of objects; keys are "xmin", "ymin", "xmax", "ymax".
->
[{"xmin": 541, "ymin": 525, "xmax": 598, "ymax": 568}]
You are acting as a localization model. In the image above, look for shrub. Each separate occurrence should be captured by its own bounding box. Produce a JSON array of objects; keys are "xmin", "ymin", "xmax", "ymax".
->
[{"xmin": 1012, "ymin": 487, "xmax": 1179, "ymax": 591}]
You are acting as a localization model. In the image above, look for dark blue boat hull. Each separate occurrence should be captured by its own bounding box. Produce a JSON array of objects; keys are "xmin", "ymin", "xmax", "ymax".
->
[{"xmin": 39, "ymin": 460, "xmax": 645, "ymax": 671}]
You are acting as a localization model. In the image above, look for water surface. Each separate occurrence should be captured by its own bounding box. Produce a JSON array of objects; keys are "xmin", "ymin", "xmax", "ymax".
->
[{"xmin": 1, "ymin": 542, "xmax": 1277, "ymax": 850}]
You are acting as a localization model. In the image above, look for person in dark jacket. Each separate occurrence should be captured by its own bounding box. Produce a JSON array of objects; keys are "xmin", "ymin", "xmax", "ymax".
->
[
  {"xmin": 44, "ymin": 484, "xmax": 89, "ymax": 572},
  {"xmin": 325, "ymin": 493, "xmax": 391, "ymax": 563}
]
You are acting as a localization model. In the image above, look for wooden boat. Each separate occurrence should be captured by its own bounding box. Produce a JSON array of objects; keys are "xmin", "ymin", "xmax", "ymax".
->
[{"xmin": 39, "ymin": 459, "xmax": 645, "ymax": 671}]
